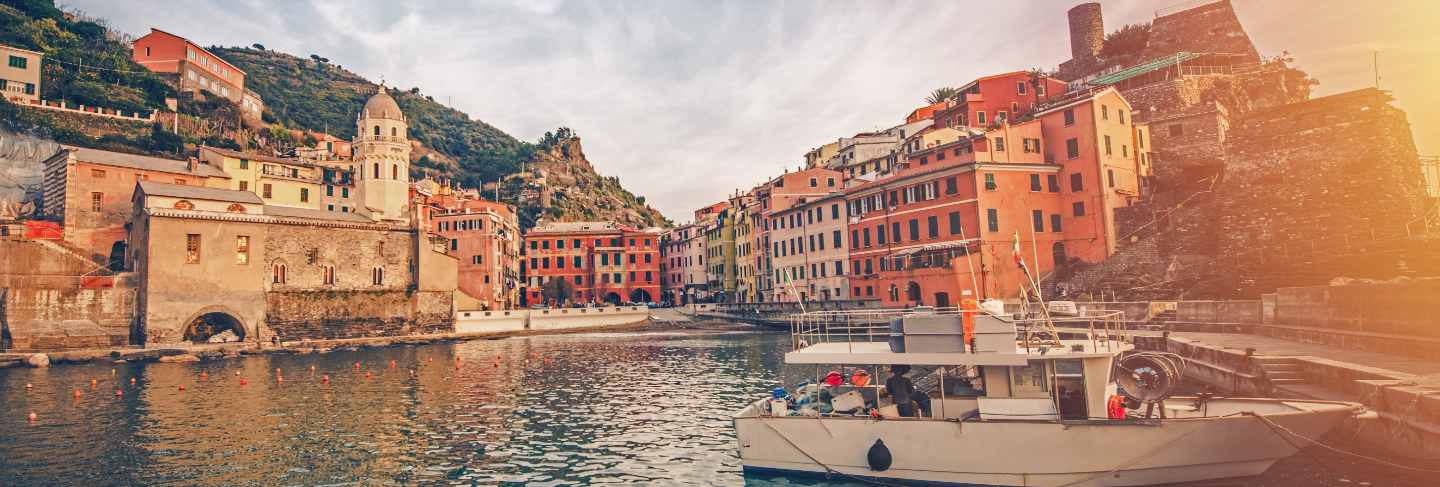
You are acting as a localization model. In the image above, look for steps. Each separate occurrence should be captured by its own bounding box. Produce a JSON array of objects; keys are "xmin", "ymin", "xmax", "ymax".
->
[{"xmin": 1252, "ymin": 356, "xmax": 1308, "ymax": 386}]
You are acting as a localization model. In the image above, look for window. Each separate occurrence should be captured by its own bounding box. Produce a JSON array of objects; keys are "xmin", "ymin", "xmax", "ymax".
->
[
  {"xmin": 827, "ymin": 177, "xmax": 836, "ymax": 187},
  {"xmin": 262, "ymin": 183, "xmax": 273, "ymax": 199},
  {"xmin": 373, "ymin": 163, "xmax": 380, "ymax": 178},
  {"xmin": 908, "ymin": 219, "xmax": 920, "ymax": 240},
  {"xmin": 1073, "ymin": 202, "xmax": 1087, "ymax": 217},
  {"xmin": 90, "ymin": 192, "xmax": 102, "ymax": 211},
  {"xmin": 574, "ymin": 256, "xmax": 583, "ymax": 268},
  {"xmin": 1169, "ymin": 124, "xmax": 1184, "ymax": 136},
  {"xmin": 326, "ymin": 185, "xmax": 334, "ymax": 197},
  {"xmin": 90, "ymin": 169, "xmax": 106, "ymax": 179},
  {"xmin": 185, "ymin": 234, "xmax": 201, "ymax": 263},
  {"xmin": 373, "ymin": 126, "xmax": 380, "ymax": 136},
  {"xmin": 392, "ymin": 127, "xmax": 398, "ymax": 137},
  {"xmin": 272, "ymin": 263, "xmax": 287, "ymax": 284},
  {"xmin": 1104, "ymin": 135, "xmax": 1112, "ymax": 156},
  {"xmin": 976, "ymin": 111, "xmax": 987, "ymax": 126},
  {"xmin": 342, "ymin": 187, "xmax": 349, "ymax": 198},
  {"xmin": 1032, "ymin": 210, "xmax": 1044, "ymax": 232},
  {"xmin": 984, "ymin": 173, "xmax": 997, "ymax": 191},
  {"xmin": 392, "ymin": 165, "xmax": 398, "ymax": 180},
  {"xmin": 948, "ymin": 211, "xmax": 961, "ymax": 235},
  {"xmin": 1108, "ymin": 169, "xmax": 1116, "ymax": 188},
  {"xmin": 323, "ymin": 265, "xmax": 335, "ymax": 285},
  {"xmin": 1017, "ymin": 81, "xmax": 1027, "ymax": 95},
  {"xmin": 1123, "ymin": 145, "xmax": 1128, "ymax": 157},
  {"xmin": 1030, "ymin": 174, "xmax": 1042, "ymax": 192},
  {"xmin": 472, "ymin": 255, "xmax": 482, "ymax": 265},
  {"xmin": 945, "ymin": 176, "xmax": 957, "ymax": 195},
  {"xmin": 1138, "ymin": 129, "xmax": 1145, "ymax": 149},
  {"xmin": 1051, "ymin": 214, "xmax": 1063, "ymax": 232},
  {"xmin": 556, "ymin": 256, "xmax": 565, "ymax": 269},
  {"xmin": 927, "ymin": 216, "xmax": 939, "ymax": 238},
  {"xmin": 1102, "ymin": 104, "xmax": 1110, "ymax": 120},
  {"xmin": 809, "ymin": 177, "xmax": 817, "ymax": 187},
  {"xmin": 1119, "ymin": 110, "xmax": 1126, "ymax": 125},
  {"xmin": 300, "ymin": 187, "xmax": 309, "ymax": 203},
  {"xmin": 832, "ymin": 230, "xmax": 842, "ymax": 248},
  {"xmin": 372, "ymin": 267, "xmax": 385, "ymax": 285},
  {"xmin": 1070, "ymin": 173, "xmax": 1083, "ymax": 192},
  {"xmin": 1063, "ymin": 109, "xmax": 1075, "ymax": 126},
  {"xmin": 1066, "ymin": 138, "xmax": 1080, "ymax": 159},
  {"xmin": 987, "ymin": 209, "xmax": 999, "ymax": 232},
  {"xmin": 891, "ymin": 222, "xmax": 901, "ymax": 243},
  {"xmin": 997, "ymin": 111, "xmax": 1008, "ymax": 124},
  {"xmin": 861, "ymin": 228, "xmax": 871, "ymax": 247},
  {"xmin": 1047, "ymin": 174, "xmax": 1060, "ymax": 192},
  {"xmin": 994, "ymin": 137, "xmax": 1006, "ymax": 152},
  {"xmin": 556, "ymin": 239, "xmax": 565, "ymax": 249},
  {"xmin": 8, "ymin": 55, "xmax": 26, "ymax": 69},
  {"xmin": 235, "ymin": 236, "xmax": 249, "ymax": 265}
]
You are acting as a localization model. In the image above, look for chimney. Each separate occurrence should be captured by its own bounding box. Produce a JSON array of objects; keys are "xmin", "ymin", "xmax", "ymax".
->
[{"xmin": 1067, "ymin": 2, "xmax": 1104, "ymax": 63}]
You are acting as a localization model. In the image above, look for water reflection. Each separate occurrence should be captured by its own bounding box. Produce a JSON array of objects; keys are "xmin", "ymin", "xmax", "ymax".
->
[{"xmin": 0, "ymin": 327, "xmax": 1431, "ymax": 486}]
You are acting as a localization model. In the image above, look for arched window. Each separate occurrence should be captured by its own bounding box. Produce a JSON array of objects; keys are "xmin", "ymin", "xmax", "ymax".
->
[
  {"xmin": 323, "ymin": 265, "xmax": 335, "ymax": 285},
  {"xmin": 391, "ymin": 127, "xmax": 397, "ymax": 137},
  {"xmin": 372, "ymin": 267, "xmax": 384, "ymax": 285},
  {"xmin": 373, "ymin": 125, "xmax": 380, "ymax": 136},
  {"xmin": 226, "ymin": 203, "xmax": 246, "ymax": 213},
  {"xmin": 392, "ymin": 164, "xmax": 398, "ymax": 180},
  {"xmin": 373, "ymin": 163, "xmax": 380, "ymax": 179},
  {"xmin": 272, "ymin": 263, "xmax": 287, "ymax": 284},
  {"xmin": 173, "ymin": 200, "xmax": 194, "ymax": 210}
]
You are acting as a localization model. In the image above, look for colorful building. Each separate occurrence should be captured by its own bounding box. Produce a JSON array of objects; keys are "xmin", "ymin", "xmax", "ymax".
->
[
  {"xmin": 767, "ymin": 191, "xmax": 850, "ymax": 303},
  {"xmin": 758, "ymin": 167, "xmax": 842, "ymax": 302},
  {"xmin": 659, "ymin": 223, "xmax": 704, "ymax": 304},
  {"xmin": 433, "ymin": 199, "xmax": 520, "ymax": 310},
  {"xmin": 704, "ymin": 207, "xmax": 737, "ymax": 301},
  {"xmin": 41, "ymin": 146, "xmax": 229, "ymax": 263},
  {"xmin": 131, "ymin": 29, "xmax": 250, "ymax": 111},
  {"xmin": 0, "ymin": 43, "xmax": 42, "ymax": 104},
  {"xmin": 520, "ymin": 221, "xmax": 661, "ymax": 306},
  {"xmin": 931, "ymin": 71, "xmax": 1070, "ymax": 131},
  {"xmin": 199, "ymin": 146, "xmax": 323, "ymax": 211}
]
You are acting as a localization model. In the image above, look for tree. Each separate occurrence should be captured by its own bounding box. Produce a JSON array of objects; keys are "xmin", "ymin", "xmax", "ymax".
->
[
  {"xmin": 541, "ymin": 277, "xmax": 576, "ymax": 305},
  {"xmin": 924, "ymin": 86, "xmax": 959, "ymax": 105},
  {"xmin": 1100, "ymin": 23, "xmax": 1151, "ymax": 62}
]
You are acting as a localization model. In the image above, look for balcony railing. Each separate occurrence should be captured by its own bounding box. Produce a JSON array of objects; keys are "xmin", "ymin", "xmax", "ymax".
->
[{"xmin": 353, "ymin": 135, "xmax": 406, "ymax": 143}]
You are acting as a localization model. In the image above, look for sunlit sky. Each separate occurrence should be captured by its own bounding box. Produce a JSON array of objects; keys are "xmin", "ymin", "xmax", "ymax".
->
[{"xmin": 74, "ymin": 0, "xmax": 1440, "ymax": 222}]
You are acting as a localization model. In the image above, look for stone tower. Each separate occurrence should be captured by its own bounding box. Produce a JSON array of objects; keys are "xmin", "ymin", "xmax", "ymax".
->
[
  {"xmin": 1068, "ymin": 2, "xmax": 1104, "ymax": 65},
  {"xmin": 353, "ymin": 84, "xmax": 411, "ymax": 221}
]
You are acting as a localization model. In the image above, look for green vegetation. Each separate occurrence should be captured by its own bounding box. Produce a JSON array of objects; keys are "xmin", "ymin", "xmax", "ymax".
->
[
  {"xmin": 0, "ymin": 1, "xmax": 175, "ymax": 113},
  {"xmin": 1100, "ymin": 23, "xmax": 1152, "ymax": 64},
  {"xmin": 923, "ymin": 86, "xmax": 958, "ymax": 105}
]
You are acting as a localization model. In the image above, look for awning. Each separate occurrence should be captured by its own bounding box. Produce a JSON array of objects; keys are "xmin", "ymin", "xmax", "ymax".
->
[{"xmin": 1088, "ymin": 52, "xmax": 1202, "ymax": 86}]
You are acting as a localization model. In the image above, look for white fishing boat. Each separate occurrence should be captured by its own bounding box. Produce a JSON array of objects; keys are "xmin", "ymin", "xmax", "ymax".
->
[{"xmin": 733, "ymin": 308, "xmax": 1369, "ymax": 486}]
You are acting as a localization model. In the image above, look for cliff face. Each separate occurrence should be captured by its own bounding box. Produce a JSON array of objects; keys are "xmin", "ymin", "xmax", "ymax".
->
[{"xmin": 500, "ymin": 137, "xmax": 669, "ymax": 232}]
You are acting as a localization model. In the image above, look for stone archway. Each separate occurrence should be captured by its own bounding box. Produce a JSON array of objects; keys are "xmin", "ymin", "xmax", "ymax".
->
[
  {"xmin": 175, "ymin": 306, "xmax": 251, "ymax": 344},
  {"xmin": 604, "ymin": 292, "xmax": 622, "ymax": 305},
  {"xmin": 629, "ymin": 288, "xmax": 653, "ymax": 304}
]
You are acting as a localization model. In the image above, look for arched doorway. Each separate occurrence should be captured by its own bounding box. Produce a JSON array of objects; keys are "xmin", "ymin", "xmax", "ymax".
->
[
  {"xmin": 934, "ymin": 292, "xmax": 951, "ymax": 308},
  {"xmin": 629, "ymin": 288, "xmax": 653, "ymax": 304},
  {"xmin": 1052, "ymin": 242, "xmax": 1068, "ymax": 266},
  {"xmin": 906, "ymin": 282, "xmax": 922, "ymax": 305},
  {"xmin": 604, "ymin": 292, "xmax": 622, "ymax": 305},
  {"xmin": 183, "ymin": 312, "xmax": 247, "ymax": 343}
]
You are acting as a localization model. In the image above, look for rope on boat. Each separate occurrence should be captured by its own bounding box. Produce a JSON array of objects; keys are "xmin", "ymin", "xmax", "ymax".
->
[
  {"xmin": 1246, "ymin": 412, "xmax": 1440, "ymax": 474},
  {"xmin": 1052, "ymin": 423, "xmax": 1211, "ymax": 487},
  {"xmin": 756, "ymin": 419, "xmax": 906, "ymax": 487}
]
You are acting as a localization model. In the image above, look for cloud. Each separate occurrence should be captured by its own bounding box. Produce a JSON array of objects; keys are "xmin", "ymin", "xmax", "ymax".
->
[{"xmin": 71, "ymin": 0, "xmax": 1439, "ymax": 221}]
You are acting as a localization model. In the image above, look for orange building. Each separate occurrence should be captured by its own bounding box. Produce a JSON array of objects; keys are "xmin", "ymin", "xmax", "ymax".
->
[
  {"xmin": 844, "ymin": 85, "xmax": 1145, "ymax": 306},
  {"xmin": 131, "ymin": 28, "xmax": 256, "ymax": 119},
  {"xmin": 433, "ymin": 198, "xmax": 520, "ymax": 310},
  {"xmin": 932, "ymin": 71, "xmax": 1070, "ymax": 131},
  {"xmin": 41, "ymin": 146, "xmax": 230, "ymax": 263},
  {"xmin": 520, "ymin": 222, "xmax": 661, "ymax": 306}
]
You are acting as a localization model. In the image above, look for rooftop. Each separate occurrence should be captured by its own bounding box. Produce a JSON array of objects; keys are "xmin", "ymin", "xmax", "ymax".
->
[
  {"xmin": 57, "ymin": 146, "xmax": 230, "ymax": 179},
  {"xmin": 201, "ymin": 146, "xmax": 315, "ymax": 167},
  {"xmin": 137, "ymin": 181, "xmax": 262, "ymax": 204},
  {"xmin": 264, "ymin": 205, "xmax": 375, "ymax": 223}
]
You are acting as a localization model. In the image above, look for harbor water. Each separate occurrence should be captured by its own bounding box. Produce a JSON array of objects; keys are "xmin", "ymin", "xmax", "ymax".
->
[{"xmin": 0, "ymin": 324, "xmax": 1431, "ymax": 486}]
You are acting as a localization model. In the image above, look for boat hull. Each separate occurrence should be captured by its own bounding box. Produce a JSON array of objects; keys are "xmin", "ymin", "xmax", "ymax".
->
[{"xmin": 734, "ymin": 398, "xmax": 1360, "ymax": 487}]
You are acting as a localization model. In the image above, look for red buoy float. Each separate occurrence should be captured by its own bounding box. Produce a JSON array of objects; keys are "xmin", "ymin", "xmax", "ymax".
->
[{"xmin": 322, "ymin": 375, "xmax": 330, "ymax": 384}]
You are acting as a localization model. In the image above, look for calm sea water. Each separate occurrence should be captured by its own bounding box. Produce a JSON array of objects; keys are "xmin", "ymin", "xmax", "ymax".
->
[{"xmin": 0, "ymin": 325, "xmax": 1430, "ymax": 486}]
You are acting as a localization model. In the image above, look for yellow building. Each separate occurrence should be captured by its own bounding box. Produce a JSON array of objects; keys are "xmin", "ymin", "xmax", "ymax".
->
[
  {"xmin": 200, "ymin": 146, "xmax": 323, "ymax": 210},
  {"xmin": 0, "ymin": 43, "xmax": 43, "ymax": 104}
]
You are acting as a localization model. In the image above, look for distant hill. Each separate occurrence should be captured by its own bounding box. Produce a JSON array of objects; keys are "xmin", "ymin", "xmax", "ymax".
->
[{"xmin": 0, "ymin": 0, "xmax": 670, "ymax": 230}]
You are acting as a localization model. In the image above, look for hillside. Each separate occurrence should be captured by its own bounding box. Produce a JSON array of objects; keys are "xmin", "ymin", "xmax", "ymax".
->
[
  {"xmin": 500, "ymin": 135, "xmax": 669, "ymax": 230},
  {"xmin": 0, "ymin": 0, "xmax": 669, "ymax": 230}
]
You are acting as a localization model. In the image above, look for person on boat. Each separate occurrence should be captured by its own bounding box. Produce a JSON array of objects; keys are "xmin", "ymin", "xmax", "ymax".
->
[{"xmin": 886, "ymin": 365, "xmax": 917, "ymax": 417}]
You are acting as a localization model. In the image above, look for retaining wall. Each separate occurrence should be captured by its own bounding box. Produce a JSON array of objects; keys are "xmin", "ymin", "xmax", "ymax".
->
[
  {"xmin": 2, "ymin": 286, "xmax": 134, "ymax": 350},
  {"xmin": 454, "ymin": 306, "xmax": 649, "ymax": 334}
]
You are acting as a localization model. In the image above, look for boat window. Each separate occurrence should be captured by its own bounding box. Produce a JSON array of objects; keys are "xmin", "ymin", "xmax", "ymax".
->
[
  {"xmin": 1054, "ymin": 359, "xmax": 1088, "ymax": 420},
  {"xmin": 1009, "ymin": 362, "xmax": 1048, "ymax": 397},
  {"xmin": 1054, "ymin": 359, "xmax": 1084, "ymax": 378}
]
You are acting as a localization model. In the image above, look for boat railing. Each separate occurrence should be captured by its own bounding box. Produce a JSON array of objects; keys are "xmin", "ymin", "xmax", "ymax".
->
[{"xmin": 789, "ymin": 307, "xmax": 1130, "ymax": 354}]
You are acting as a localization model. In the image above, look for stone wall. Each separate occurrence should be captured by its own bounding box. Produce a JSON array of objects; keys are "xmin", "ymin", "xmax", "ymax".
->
[
  {"xmin": 1220, "ymin": 89, "xmax": 1428, "ymax": 295},
  {"xmin": 265, "ymin": 290, "xmax": 453, "ymax": 341},
  {"xmin": 1141, "ymin": 0, "xmax": 1259, "ymax": 64},
  {"xmin": 1274, "ymin": 279, "xmax": 1440, "ymax": 338},
  {"xmin": 1, "ymin": 286, "xmax": 133, "ymax": 350}
]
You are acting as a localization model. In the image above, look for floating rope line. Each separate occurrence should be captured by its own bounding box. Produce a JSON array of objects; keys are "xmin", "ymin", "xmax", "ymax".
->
[{"xmin": 1246, "ymin": 411, "xmax": 1440, "ymax": 474}]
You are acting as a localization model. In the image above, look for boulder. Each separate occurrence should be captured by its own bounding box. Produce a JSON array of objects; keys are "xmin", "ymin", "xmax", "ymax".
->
[
  {"xmin": 25, "ymin": 353, "xmax": 50, "ymax": 368},
  {"xmin": 158, "ymin": 354, "xmax": 201, "ymax": 363}
]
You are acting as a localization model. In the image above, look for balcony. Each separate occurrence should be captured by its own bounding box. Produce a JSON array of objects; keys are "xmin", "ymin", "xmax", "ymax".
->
[{"xmin": 353, "ymin": 135, "xmax": 406, "ymax": 144}]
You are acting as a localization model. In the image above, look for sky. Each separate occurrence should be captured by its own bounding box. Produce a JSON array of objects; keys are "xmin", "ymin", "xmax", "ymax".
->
[{"xmin": 71, "ymin": 0, "xmax": 1440, "ymax": 222}]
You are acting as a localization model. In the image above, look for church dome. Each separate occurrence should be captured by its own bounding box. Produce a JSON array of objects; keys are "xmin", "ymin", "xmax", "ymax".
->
[{"xmin": 362, "ymin": 86, "xmax": 405, "ymax": 121}]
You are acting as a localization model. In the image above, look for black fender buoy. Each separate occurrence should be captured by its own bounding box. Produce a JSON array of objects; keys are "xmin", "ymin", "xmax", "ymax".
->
[{"xmin": 867, "ymin": 439, "xmax": 893, "ymax": 471}]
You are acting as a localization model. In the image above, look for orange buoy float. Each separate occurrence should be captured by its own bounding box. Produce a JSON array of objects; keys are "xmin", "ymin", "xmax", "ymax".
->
[
  {"xmin": 178, "ymin": 385, "xmax": 186, "ymax": 391},
  {"xmin": 90, "ymin": 379, "xmax": 98, "ymax": 389},
  {"xmin": 239, "ymin": 378, "xmax": 248, "ymax": 386},
  {"xmin": 322, "ymin": 374, "xmax": 330, "ymax": 384},
  {"xmin": 28, "ymin": 411, "xmax": 38, "ymax": 422},
  {"xmin": 389, "ymin": 360, "xmax": 396, "ymax": 369},
  {"xmin": 73, "ymin": 389, "xmax": 82, "ymax": 399},
  {"xmin": 130, "ymin": 378, "xmax": 137, "ymax": 385},
  {"xmin": 427, "ymin": 357, "xmax": 434, "ymax": 363},
  {"xmin": 354, "ymin": 361, "xmax": 361, "ymax": 370},
  {"xmin": 115, "ymin": 389, "xmax": 123, "ymax": 397},
  {"xmin": 851, "ymin": 370, "xmax": 872, "ymax": 387},
  {"xmin": 25, "ymin": 383, "xmax": 32, "ymax": 391},
  {"xmin": 276, "ymin": 376, "xmax": 283, "ymax": 384},
  {"xmin": 275, "ymin": 368, "xmax": 282, "ymax": 375},
  {"xmin": 365, "ymin": 371, "xmax": 372, "ymax": 379}
]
